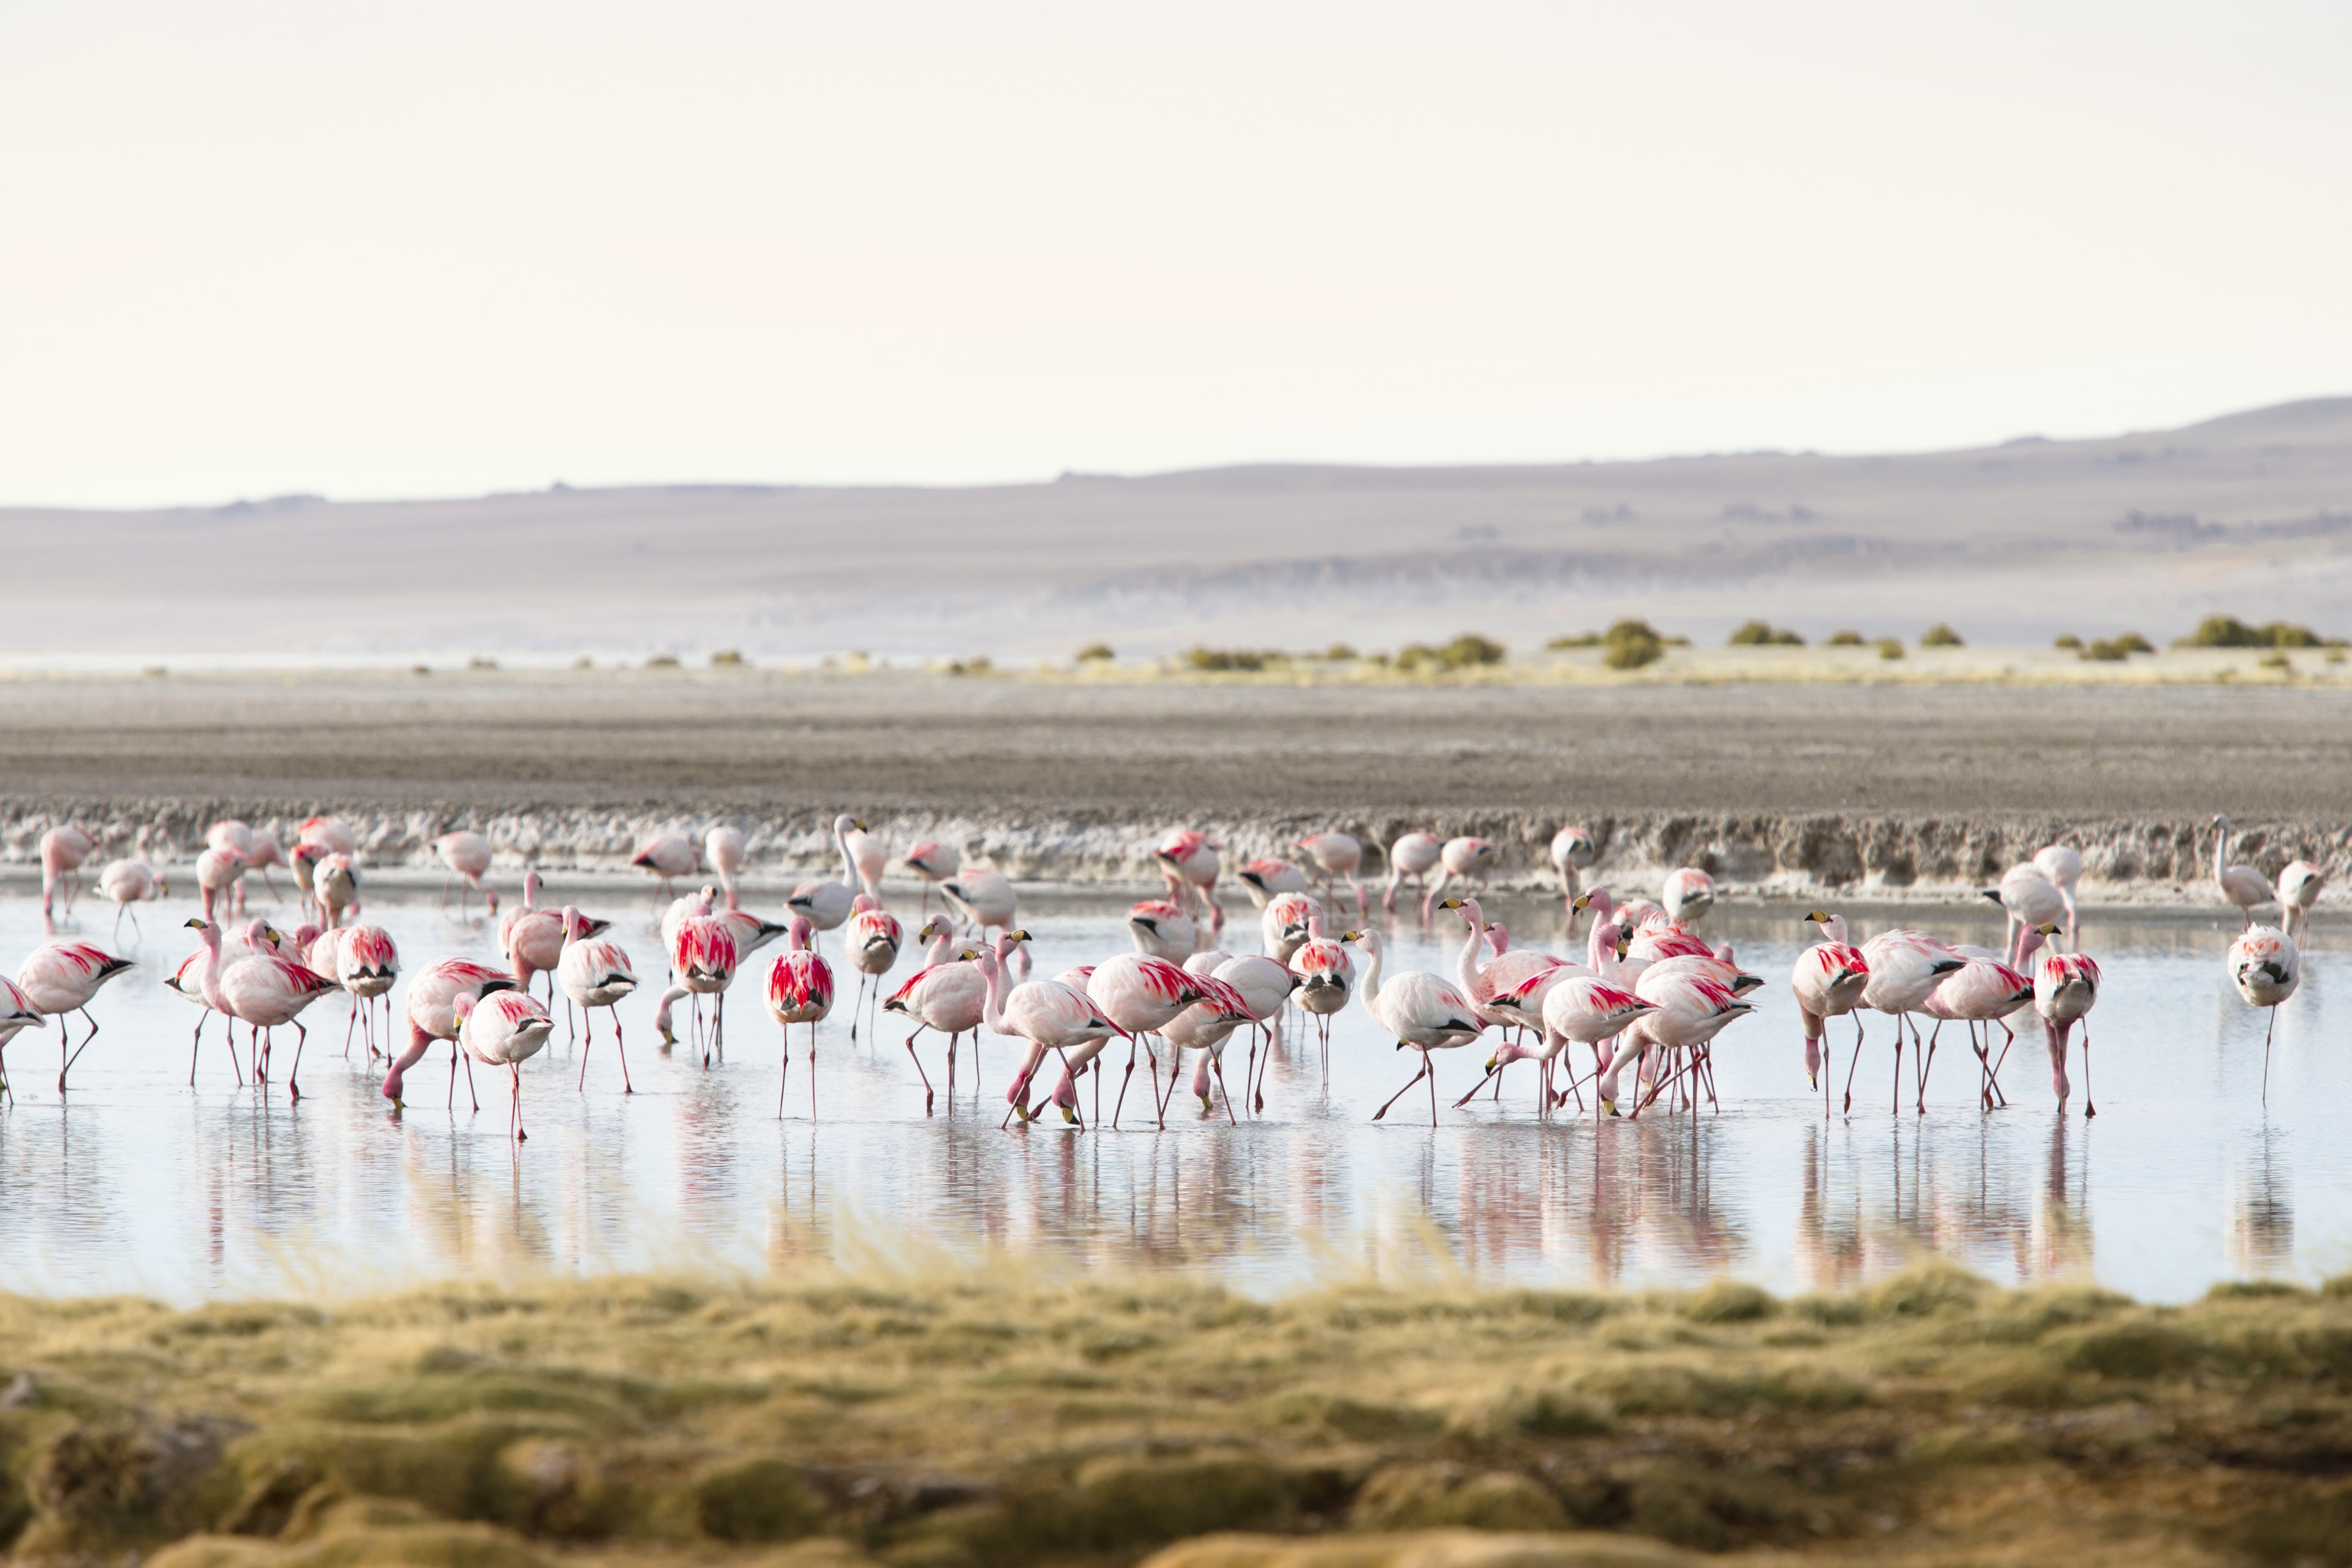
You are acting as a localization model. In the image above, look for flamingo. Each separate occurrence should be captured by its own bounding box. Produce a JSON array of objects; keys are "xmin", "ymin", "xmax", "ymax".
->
[
  {"xmin": 669, "ymin": 901, "xmax": 741, "ymax": 1065},
  {"xmin": 1660, "ymin": 867, "xmax": 1716, "ymax": 926},
  {"xmin": 941, "ymin": 840, "xmax": 1019, "ymax": 957},
  {"xmin": 1422, "ymin": 836, "xmax": 1498, "ymax": 918},
  {"xmin": 901, "ymin": 840, "xmax": 956, "ymax": 915},
  {"xmin": 2032, "ymin": 931, "xmax": 2101, "ymax": 1115},
  {"xmin": 1476, "ymin": 914, "xmax": 1643, "ymax": 1102},
  {"xmin": 1153, "ymin": 829, "xmax": 1223, "ymax": 935},
  {"xmin": 1441, "ymin": 895, "xmax": 1562, "ymax": 1033},
  {"xmin": 1791, "ymin": 911, "xmax": 1870, "ymax": 1105},
  {"xmin": 2277, "ymin": 861, "xmax": 2324, "ymax": 944},
  {"xmin": 1844, "ymin": 929, "xmax": 1965, "ymax": 1114},
  {"xmin": 0, "ymin": 978, "xmax": 47, "ymax": 1103},
  {"xmin": 1471, "ymin": 973, "xmax": 1656, "ymax": 1119},
  {"xmin": 181, "ymin": 918, "xmax": 336, "ymax": 1098},
  {"xmin": 172, "ymin": 918, "xmax": 279, "ymax": 1084},
  {"xmin": 15, "ymin": 940, "xmax": 133, "ymax": 1091},
  {"xmin": 39, "ymin": 824, "xmax": 97, "ymax": 918},
  {"xmin": 1286, "ymin": 903, "xmax": 1355, "ymax": 1066},
  {"xmin": 1598, "ymin": 960, "xmax": 1755, "ymax": 1118},
  {"xmin": 298, "ymin": 815, "xmax": 357, "ymax": 857},
  {"xmin": 2034, "ymin": 843, "xmax": 2084, "ymax": 944},
  {"xmin": 433, "ymin": 831, "xmax": 499, "ymax": 916},
  {"xmin": 205, "ymin": 820, "xmax": 255, "ymax": 861},
  {"xmin": 1261, "ymin": 891, "xmax": 1317, "ymax": 965},
  {"xmin": 453, "ymin": 990, "xmax": 554, "ymax": 1140},
  {"xmin": 652, "ymin": 984, "xmax": 692, "ymax": 1047},
  {"xmin": 1086, "ymin": 952, "xmax": 1215, "ymax": 1128},
  {"xmin": 1235, "ymin": 857, "xmax": 1310, "ymax": 908},
  {"xmin": 631, "ymin": 831, "xmax": 701, "ymax": 897},
  {"xmin": 1349, "ymin": 927, "xmax": 1486, "ymax": 1127},
  {"xmin": 1920, "ymin": 955, "xmax": 2034, "ymax": 1112},
  {"xmin": 1550, "ymin": 825, "xmax": 1598, "ymax": 900},
  {"xmin": 1382, "ymin": 833, "xmax": 1443, "ymax": 913},
  {"xmin": 243, "ymin": 829, "xmax": 290, "ymax": 903},
  {"xmin": 882, "ymin": 941, "xmax": 987, "ymax": 1113},
  {"xmin": 195, "ymin": 845, "xmax": 247, "ymax": 922},
  {"xmin": 970, "ymin": 938, "xmax": 1126, "ymax": 1126},
  {"xmin": 843, "ymin": 894, "xmax": 904, "ymax": 1041},
  {"xmin": 383, "ymin": 958, "xmax": 516, "ymax": 1110},
  {"xmin": 333, "ymin": 924, "xmax": 401, "ymax": 1058},
  {"xmin": 2226, "ymin": 924, "xmax": 2300, "ymax": 1099},
  {"xmin": 2210, "ymin": 816, "xmax": 2277, "ymax": 925},
  {"xmin": 843, "ymin": 820, "xmax": 887, "ymax": 900},
  {"xmin": 1126, "ymin": 899, "xmax": 1197, "ymax": 963},
  {"xmin": 312, "ymin": 853, "xmax": 360, "ymax": 930},
  {"xmin": 786, "ymin": 815, "xmax": 871, "ymax": 947},
  {"xmin": 1156, "ymin": 973, "xmax": 1256, "ymax": 1121},
  {"xmin": 767, "ymin": 916, "xmax": 835, "ymax": 1119},
  {"xmin": 1985, "ymin": 864, "xmax": 2066, "ymax": 965},
  {"xmin": 505, "ymin": 874, "xmax": 613, "ymax": 1006},
  {"xmin": 97, "ymin": 860, "xmax": 167, "ymax": 940},
  {"xmin": 706, "ymin": 824, "xmax": 747, "ymax": 904},
  {"xmin": 1204, "ymin": 952, "xmax": 1296, "ymax": 1112},
  {"xmin": 1297, "ymin": 831, "xmax": 1365, "ymax": 916},
  {"xmin": 556, "ymin": 907, "xmax": 638, "ymax": 1092}
]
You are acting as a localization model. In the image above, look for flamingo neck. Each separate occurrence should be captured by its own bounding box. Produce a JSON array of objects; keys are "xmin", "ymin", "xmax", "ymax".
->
[
  {"xmin": 1359, "ymin": 932, "xmax": 1384, "ymax": 1007},
  {"xmin": 1587, "ymin": 918, "xmax": 1618, "ymax": 978},
  {"xmin": 978, "ymin": 952, "xmax": 1008, "ymax": 1033},
  {"xmin": 2214, "ymin": 824, "xmax": 2230, "ymax": 886},
  {"xmin": 1453, "ymin": 914, "xmax": 1485, "ymax": 996},
  {"xmin": 837, "ymin": 820, "xmax": 857, "ymax": 889}
]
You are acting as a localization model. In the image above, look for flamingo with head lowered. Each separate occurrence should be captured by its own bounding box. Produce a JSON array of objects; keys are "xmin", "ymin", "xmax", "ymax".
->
[
  {"xmin": 39, "ymin": 824, "xmax": 97, "ymax": 919},
  {"xmin": 767, "ymin": 916, "xmax": 835, "ymax": 1119},
  {"xmin": 1346, "ymin": 927, "xmax": 1486, "ymax": 1126},
  {"xmin": 973, "ymin": 934, "xmax": 1128, "ymax": 1126}
]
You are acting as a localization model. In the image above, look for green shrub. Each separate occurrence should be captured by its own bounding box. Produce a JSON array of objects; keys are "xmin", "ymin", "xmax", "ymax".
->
[
  {"xmin": 1875, "ymin": 637, "xmax": 1904, "ymax": 660},
  {"xmin": 1728, "ymin": 620, "xmax": 1804, "ymax": 646},
  {"xmin": 2176, "ymin": 614, "xmax": 2328, "ymax": 649},
  {"xmin": 1075, "ymin": 644, "xmax": 1115, "ymax": 663},
  {"xmin": 1826, "ymin": 630, "xmax": 1866, "ymax": 647},
  {"xmin": 2054, "ymin": 633, "xmax": 2081, "ymax": 649},
  {"xmin": 644, "ymin": 654, "xmax": 680, "ymax": 669},
  {"xmin": 1320, "ymin": 643, "xmax": 1359, "ymax": 661},
  {"xmin": 1920, "ymin": 623, "xmax": 1964, "ymax": 647},
  {"xmin": 1602, "ymin": 619, "xmax": 1667, "ymax": 670},
  {"xmin": 708, "ymin": 649, "xmax": 744, "ymax": 667},
  {"xmin": 1396, "ymin": 635, "xmax": 1506, "ymax": 674},
  {"xmin": 1184, "ymin": 647, "xmax": 1276, "ymax": 672}
]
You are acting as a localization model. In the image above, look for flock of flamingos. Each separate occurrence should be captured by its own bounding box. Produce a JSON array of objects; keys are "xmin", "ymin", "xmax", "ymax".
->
[{"xmin": 0, "ymin": 812, "xmax": 2321, "ymax": 1139}]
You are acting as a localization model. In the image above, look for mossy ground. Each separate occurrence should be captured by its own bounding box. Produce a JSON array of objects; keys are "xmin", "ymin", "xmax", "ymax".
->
[{"xmin": 0, "ymin": 1264, "xmax": 2346, "ymax": 1568}]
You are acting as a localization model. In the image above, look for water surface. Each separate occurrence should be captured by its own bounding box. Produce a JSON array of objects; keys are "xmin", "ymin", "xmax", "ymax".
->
[{"xmin": 0, "ymin": 886, "xmax": 2337, "ymax": 1303}]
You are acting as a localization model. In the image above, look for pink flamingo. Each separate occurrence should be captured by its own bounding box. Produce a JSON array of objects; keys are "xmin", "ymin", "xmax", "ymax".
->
[
  {"xmin": 1844, "ymin": 929, "xmax": 1965, "ymax": 1114},
  {"xmin": 786, "ymin": 815, "xmax": 870, "ymax": 948},
  {"xmin": 2227, "ymin": 924, "xmax": 2301, "ymax": 1099},
  {"xmin": 2277, "ymin": 862, "xmax": 2323, "ymax": 944},
  {"xmin": 1598, "ymin": 961, "xmax": 1755, "ymax": 1118},
  {"xmin": 882, "ymin": 939, "xmax": 987, "ymax": 1113},
  {"xmin": 298, "ymin": 816, "xmax": 356, "ymax": 857},
  {"xmin": 2033, "ymin": 933, "xmax": 2102, "ymax": 1115},
  {"xmin": 1156, "ymin": 973, "xmax": 1256, "ymax": 1122},
  {"xmin": 2034, "ymin": 843, "xmax": 2085, "ymax": 945},
  {"xmin": 1550, "ymin": 825, "xmax": 1597, "ymax": 900},
  {"xmin": 1202, "ymin": 952, "xmax": 1296, "ymax": 1113},
  {"xmin": 1284, "ymin": 903, "xmax": 1356, "ymax": 1069},
  {"xmin": 1126, "ymin": 898, "xmax": 1196, "ymax": 963},
  {"xmin": 1791, "ymin": 911, "xmax": 1869, "ymax": 1107},
  {"xmin": 631, "ymin": 831, "xmax": 699, "ymax": 898},
  {"xmin": 434, "ymin": 831, "xmax": 499, "ymax": 916},
  {"xmin": 557, "ymin": 907, "xmax": 638, "ymax": 1092},
  {"xmin": 1441, "ymin": 895, "xmax": 1562, "ymax": 1032},
  {"xmin": 15, "ymin": 940, "xmax": 134, "ymax": 1091},
  {"xmin": 2209, "ymin": 816, "xmax": 2277, "ymax": 926},
  {"xmin": 196, "ymin": 845, "xmax": 247, "ymax": 922},
  {"xmin": 1235, "ymin": 857, "xmax": 1310, "ymax": 908},
  {"xmin": 311, "ymin": 853, "xmax": 359, "ymax": 930},
  {"xmin": 383, "ymin": 957, "xmax": 515, "ymax": 1110},
  {"xmin": 182, "ymin": 918, "xmax": 337, "ymax": 1097},
  {"xmin": 1920, "ymin": 955, "xmax": 2034, "ymax": 1112},
  {"xmin": 901, "ymin": 840, "xmax": 956, "ymax": 915},
  {"xmin": 1660, "ymin": 867, "xmax": 1716, "ymax": 925},
  {"xmin": 843, "ymin": 894, "xmax": 903, "ymax": 1042},
  {"xmin": 1468, "ymin": 913, "xmax": 1634, "ymax": 1108},
  {"xmin": 1153, "ymin": 829, "xmax": 1223, "ymax": 937},
  {"xmin": 767, "ymin": 916, "xmax": 835, "ymax": 1119},
  {"xmin": 39, "ymin": 824, "xmax": 97, "ymax": 918},
  {"xmin": 333, "ymin": 924, "xmax": 400, "ymax": 1058},
  {"xmin": 0, "ymin": 978, "xmax": 47, "ymax": 1104},
  {"xmin": 971, "ymin": 937, "xmax": 1126, "ymax": 1126},
  {"xmin": 1348, "ymin": 927, "xmax": 1487, "ymax": 1126},
  {"xmin": 1421, "ymin": 836, "xmax": 1498, "ymax": 919},
  {"xmin": 1469, "ymin": 971, "xmax": 1656, "ymax": 1119},
  {"xmin": 669, "ymin": 901, "xmax": 741, "ymax": 1066},
  {"xmin": 706, "ymin": 824, "xmax": 747, "ymax": 905},
  {"xmin": 453, "ymin": 990, "xmax": 554, "ymax": 1140},
  {"xmin": 1087, "ymin": 952, "xmax": 1215, "ymax": 1128},
  {"xmin": 1382, "ymin": 832, "xmax": 1442, "ymax": 913},
  {"xmin": 1297, "ymin": 832, "xmax": 1365, "ymax": 916},
  {"xmin": 97, "ymin": 859, "xmax": 167, "ymax": 940},
  {"xmin": 941, "ymin": 840, "xmax": 1019, "ymax": 954},
  {"xmin": 1261, "ymin": 891, "xmax": 1317, "ymax": 965}
]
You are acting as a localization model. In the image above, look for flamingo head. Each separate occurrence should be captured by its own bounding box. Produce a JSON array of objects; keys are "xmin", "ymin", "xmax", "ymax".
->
[
  {"xmin": 451, "ymin": 993, "xmax": 477, "ymax": 1026},
  {"xmin": 184, "ymin": 916, "xmax": 219, "ymax": 948},
  {"xmin": 918, "ymin": 916, "xmax": 949, "ymax": 943},
  {"xmin": 997, "ymin": 928, "xmax": 1031, "ymax": 959},
  {"xmin": 483, "ymin": 886, "xmax": 500, "ymax": 915}
]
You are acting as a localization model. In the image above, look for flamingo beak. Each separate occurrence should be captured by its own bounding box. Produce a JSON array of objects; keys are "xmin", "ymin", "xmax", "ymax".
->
[
  {"xmin": 1060, "ymin": 1105, "xmax": 1078, "ymax": 1125},
  {"xmin": 1573, "ymin": 894, "xmax": 1591, "ymax": 911}
]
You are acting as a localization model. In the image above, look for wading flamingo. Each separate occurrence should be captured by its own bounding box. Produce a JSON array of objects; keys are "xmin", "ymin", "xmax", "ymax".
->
[
  {"xmin": 15, "ymin": 940, "xmax": 134, "ymax": 1091},
  {"xmin": 383, "ymin": 958, "xmax": 517, "ymax": 1110},
  {"xmin": 1661, "ymin": 867, "xmax": 1717, "ymax": 925},
  {"xmin": 1599, "ymin": 962, "xmax": 1755, "ymax": 1118},
  {"xmin": 453, "ymin": 990, "xmax": 554, "ymax": 1140},
  {"xmin": 39, "ymin": 824, "xmax": 97, "ymax": 918},
  {"xmin": 1087, "ymin": 952, "xmax": 1215, "ymax": 1128},
  {"xmin": 1792, "ymin": 911, "xmax": 1870, "ymax": 1107},
  {"xmin": 312, "ymin": 853, "xmax": 360, "ymax": 930},
  {"xmin": 971, "ymin": 938, "xmax": 1127, "ymax": 1126},
  {"xmin": 1235, "ymin": 858, "xmax": 1310, "ymax": 908},
  {"xmin": 2226, "ymin": 924, "xmax": 2300, "ymax": 1099},
  {"xmin": 0, "ymin": 978, "xmax": 47, "ymax": 1103},
  {"xmin": 1920, "ymin": 955, "xmax": 2034, "ymax": 1112},
  {"xmin": 1205, "ymin": 952, "xmax": 1296, "ymax": 1112},
  {"xmin": 298, "ymin": 816, "xmax": 356, "ymax": 857},
  {"xmin": 706, "ymin": 824, "xmax": 747, "ymax": 904},
  {"xmin": 787, "ymin": 815, "xmax": 872, "ymax": 944},
  {"xmin": 1550, "ymin": 826, "xmax": 1597, "ymax": 900},
  {"xmin": 1349, "ymin": 927, "xmax": 1485, "ymax": 1127},
  {"xmin": 1422, "ymin": 836, "xmax": 1499, "ymax": 918},
  {"xmin": 2032, "ymin": 930, "xmax": 2101, "ymax": 1115},
  {"xmin": 2034, "ymin": 843, "xmax": 2084, "ymax": 944},
  {"xmin": 196, "ymin": 846, "xmax": 247, "ymax": 922},
  {"xmin": 1297, "ymin": 832, "xmax": 1365, "ymax": 916},
  {"xmin": 1153, "ymin": 829, "xmax": 1222, "ymax": 935},
  {"xmin": 183, "ymin": 918, "xmax": 336, "ymax": 1098},
  {"xmin": 1262, "ymin": 891, "xmax": 1317, "ymax": 966},
  {"xmin": 2210, "ymin": 816, "xmax": 2276, "ymax": 925},
  {"xmin": 1845, "ymin": 929, "xmax": 1964, "ymax": 1114},
  {"xmin": 1156, "ymin": 973, "xmax": 1256, "ymax": 1122},
  {"xmin": 1126, "ymin": 899, "xmax": 1197, "ymax": 963},
  {"xmin": 843, "ymin": 894, "xmax": 903, "ymax": 1041},
  {"xmin": 2277, "ymin": 861, "xmax": 2324, "ymax": 944},
  {"xmin": 767, "ymin": 916, "xmax": 835, "ymax": 1119},
  {"xmin": 670, "ymin": 902, "xmax": 742, "ymax": 1066},
  {"xmin": 1382, "ymin": 832, "xmax": 1443, "ymax": 913},
  {"xmin": 1286, "ymin": 903, "xmax": 1355, "ymax": 1067},
  {"xmin": 1986, "ymin": 864, "xmax": 2065, "ymax": 965},
  {"xmin": 434, "ymin": 831, "xmax": 499, "ymax": 916},
  {"xmin": 902, "ymin": 840, "xmax": 956, "ymax": 915},
  {"xmin": 941, "ymin": 841, "xmax": 1020, "ymax": 957},
  {"xmin": 333, "ymin": 924, "xmax": 400, "ymax": 1058},
  {"xmin": 882, "ymin": 942, "xmax": 987, "ymax": 1113},
  {"xmin": 631, "ymin": 832, "xmax": 699, "ymax": 898},
  {"xmin": 1470, "ymin": 971, "xmax": 1656, "ymax": 1120},
  {"xmin": 97, "ymin": 860, "xmax": 167, "ymax": 940},
  {"xmin": 556, "ymin": 907, "xmax": 638, "ymax": 1093}
]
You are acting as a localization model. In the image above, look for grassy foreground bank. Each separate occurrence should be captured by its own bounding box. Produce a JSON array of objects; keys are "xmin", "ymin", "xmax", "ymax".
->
[{"xmin": 1, "ymin": 1265, "xmax": 2347, "ymax": 1568}]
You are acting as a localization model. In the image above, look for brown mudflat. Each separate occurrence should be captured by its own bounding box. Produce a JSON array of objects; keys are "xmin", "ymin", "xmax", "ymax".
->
[{"xmin": 1, "ymin": 668, "xmax": 2344, "ymax": 821}]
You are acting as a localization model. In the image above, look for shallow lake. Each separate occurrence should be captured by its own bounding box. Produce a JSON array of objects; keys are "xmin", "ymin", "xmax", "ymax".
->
[{"xmin": 0, "ymin": 881, "xmax": 2336, "ymax": 1303}]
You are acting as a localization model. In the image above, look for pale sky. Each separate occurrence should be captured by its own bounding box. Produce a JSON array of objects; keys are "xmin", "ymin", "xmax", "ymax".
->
[{"xmin": 2, "ymin": 1, "xmax": 2348, "ymax": 507}]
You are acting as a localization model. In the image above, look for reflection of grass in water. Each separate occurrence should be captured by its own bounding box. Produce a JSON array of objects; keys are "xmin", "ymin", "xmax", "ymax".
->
[{"xmin": 2, "ymin": 1257, "xmax": 2351, "ymax": 1568}]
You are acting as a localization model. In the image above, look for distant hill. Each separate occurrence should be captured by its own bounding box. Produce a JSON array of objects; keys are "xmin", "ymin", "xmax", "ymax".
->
[{"xmin": 5, "ymin": 398, "xmax": 2350, "ymax": 662}]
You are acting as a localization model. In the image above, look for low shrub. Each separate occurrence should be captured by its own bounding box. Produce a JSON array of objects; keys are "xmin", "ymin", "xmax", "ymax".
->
[
  {"xmin": 1075, "ymin": 644, "xmax": 1115, "ymax": 663},
  {"xmin": 1920, "ymin": 623, "xmax": 1964, "ymax": 647},
  {"xmin": 1728, "ymin": 620, "xmax": 1804, "ymax": 646},
  {"xmin": 708, "ymin": 649, "xmax": 745, "ymax": 667},
  {"xmin": 1396, "ymin": 635, "xmax": 1506, "ymax": 674},
  {"xmin": 1826, "ymin": 630, "xmax": 1866, "ymax": 647},
  {"xmin": 2054, "ymin": 633, "xmax": 2081, "ymax": 649},
  {"xmin": 2176, "ymin": 614, "xmax": 2329, "ymax": 649},
  {"xmin": 1875, "ymin": 637, "xmax": 1904, "ymax": 660},
  {"xmin": 1602, "ymin": 619, "xmax": 1667, "ymax": 670}
]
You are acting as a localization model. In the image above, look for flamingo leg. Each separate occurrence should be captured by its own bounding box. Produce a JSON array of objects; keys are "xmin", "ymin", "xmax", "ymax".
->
[
  {"xmin": 1453, "ymin": 1060, "xmax": 1506, "ymax": 1109},
  {"xmin": 778, "ymin": 1023, "xmax": 792, "ymax": 1118},
  {"xmin": 59, "ymin": 1009, "xmax": 102, "ymax": 1091},
  {"xmin": 1372, "ymin": 1054, "xmax": 1428, "ymax": 1121},
  {"xmin": 512, "ymin": 1061, "xmax": 526, "ymax": 1140},
  {"xmin": 614, "ymin": 1014, "xmax": 633, "ymax": 1093},
  {"xmin": 1841, "ymin": 1016, "xmax": 1869, "ymax": 1113},
  {"xmin": 1112, "ymin": 1039, "xmax": 1141, "ymax": 1129},
  {"xmin": 285, "ymin": 1020, "xmax": 307, "ymax": 1100},
  {"xmin": 904, "ymin": 1030, "xmax": 935, "ymax": 1115},
  {"xmin": 2262, "ymin": 1007, "xmax": 2277, "ymax": 1102},
  {"xmin": 1213, "ymin": 1053, "xmax": 1236, "ymax": 1125},
  {"xmin": 2081, "ymin": 1022, "xmax": 2095, "ymax": 1118},
  {"xmin": 579, "ymin": 1008, "xmax": 595, "ymax": 1090},
  {"xmin": 809, "ymin": 1022, "xmax": 818, "ymax": 1121}
]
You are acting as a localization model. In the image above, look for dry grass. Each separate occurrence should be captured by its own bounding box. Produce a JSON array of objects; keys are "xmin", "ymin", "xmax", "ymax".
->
[{"xmin": 0, "ymin": 1264, "xmax": 2348, "ymax": 1568}]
